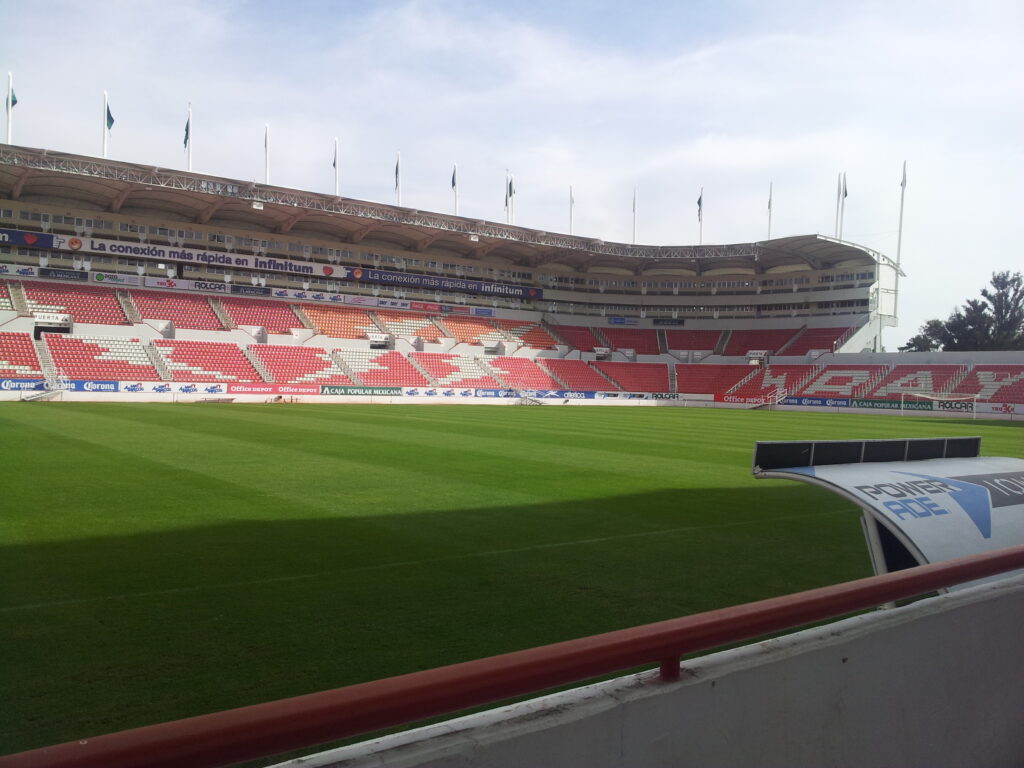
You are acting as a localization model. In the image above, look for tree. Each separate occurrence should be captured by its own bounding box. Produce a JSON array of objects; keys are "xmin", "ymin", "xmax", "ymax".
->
[{"xmin": 899, "ymin": 271, "xmax": 1024, "ymax": 352}]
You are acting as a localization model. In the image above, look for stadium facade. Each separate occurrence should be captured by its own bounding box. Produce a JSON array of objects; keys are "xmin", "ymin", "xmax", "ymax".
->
[{"xmin": 1, "ymin": 144, "xmax": 1021, "ymax": 412}]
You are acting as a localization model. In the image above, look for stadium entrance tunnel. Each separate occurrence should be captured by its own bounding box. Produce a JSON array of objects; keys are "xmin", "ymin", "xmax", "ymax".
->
[{"xmin": 753, "ymin": 436, "xmax": 1024, "ymax": 587}]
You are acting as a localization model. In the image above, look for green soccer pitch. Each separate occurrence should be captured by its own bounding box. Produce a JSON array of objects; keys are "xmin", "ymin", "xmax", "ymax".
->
[{"xmin": 1, "ymin": 403, "xmax": 1021, "ymax": 756}]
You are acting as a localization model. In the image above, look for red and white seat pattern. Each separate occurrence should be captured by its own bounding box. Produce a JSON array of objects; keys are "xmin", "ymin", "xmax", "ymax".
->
[
  {"xmin": 438, "ymin": 316, "xmax": 507, "ymax": 346},
  {"xmin": 336, "ymin": 349, "xmax": 429, "ymax": 387},
  {"xmin": 491, "ymin": 319, "xmax": 559, "ymax": 349},
  {"xmin": 44, "ymin": 334, "xmax": 160, "ymax": 380},
  {"xmin": 374, "ymin": 311, "xmax": 442, "ymax": 341},
  {"xmin": 664, "ymin": 330, "xmax": 722, "ymax": 351},
  {"xmin": 153, "ymin": 339, "xmax": 263, "ymax": 382},
  {"xmin": 675, "ymin": 364, "xmax": 753, "ymax": 396},
  {"xmin": 729, "ymin": 365, "xmax": 817, "ymax": 399},
  {"xmin": 0, "ymin": 281, "xmax": 14, "ymax": 311},
  {"xmin": 485, "ymin": 357, "xmax": 563, "ymax": 389},
  {"xmin": 220, "ymin": 298, "xmax": 302, "ymax": 334},
  {"xmin": 409, "ymin": 353, "xmax": 501, "ymax": 387},
  {"xmin": 601, "ymin": 328, "xmax": 661, "ymax": 355},
  {"xmin": 793, "ymin": 365, "xmax": 889, "ymax": 398},
  {"xmin": 0, "ymin": 331, "xmax": 43, "ymax": 378},
  {"xmin": 249, "ymin": 344, "xmax": 354, "ymax": 384},
  {"xmin": 302, "ymin": 305, "xmax": 380, "ymax": 339},
  {"xmin": 950, "ymin": 364, "xmax": 1024, "ymax": 403},
  {"xmin": 594, "ymin": 361, "xmax": 670, "ymax": 392},
  {"xmin": 129, "ymin": 290, "xmax": 224, "ymax": 330},
  {"xmin": 862, "ymin": 365, "xmax": 964, "ymax": 401},
  {"xmin": 723, "ymin": 328, "xmax": 800, "ymax": 356},
  {"xmin": 23, "ymin": 282, "xmax": 129, "ymax": 325},
  {"xmin": 536, "ymin": 358, "xmax": 617, "ymax": 391}
]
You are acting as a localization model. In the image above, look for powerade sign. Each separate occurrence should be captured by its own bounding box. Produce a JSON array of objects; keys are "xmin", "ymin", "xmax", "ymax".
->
[
  {"xmin": 0, "ymin": 379, "xmax": 45, "ymax": 391},
  {"xmin": 343, "ymin": 267, "xmax": 542, "ymax": 299},
  {"xmin": 781, "ymin": 397, "xmax": 850, "ymax": 407},
  {"xmin": 0, "ymin": 228, "xmax": 56, "ymax": 248},
  {"xmin": 63, "ymin": 380, "xmax": 119, "ymax": 392}
]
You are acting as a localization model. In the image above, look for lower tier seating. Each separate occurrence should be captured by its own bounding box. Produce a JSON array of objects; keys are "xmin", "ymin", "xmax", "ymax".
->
[
  {"xmin": 485, "ymin": 357, "xmax": 563, "ymax": 389},
  {"xmin": 594, "ymin": 362, "xmax": 670, "ymax": 392},
  {"xmin": 153, "ymin": 339, "xmax": 263, "ymax": 382},
  {"xmin": 0, "ymin": 331, "xmax": 43, "ymax": 378},
  {"xmin": 249, "ymin": 344, "xmax": 354, "ymax": 384},
  {"xmin": 336, "ymin": 349, "xmax": 429, "ymax": 387},
  {"xmin": 950, "ymin": 364, "xmax": 1024, "ymax": 403},
  {"xmin": 45, "ymin": 334, "xmax": 160, "ymax": 380},
  {"xmin": 862, "ymin": 365, "xmax": 964, "ymax": 400},
  {"xmin": 675, "ymin": 364, "xmax": 753, "ymax": 396},
  {"xmin": 729, "ymin": 365, "xmax": 817, "ymax": 399},
  {"xmin": 410, "ymin": 352, "xmax": 501, "ymax": 387},
  {"xmin": 792, "ymin": 365, "xmax": 890, "ymax": 397},
  {"xmin": 536, "ymin": 358, "xmax": 618, "ymax": 391}
]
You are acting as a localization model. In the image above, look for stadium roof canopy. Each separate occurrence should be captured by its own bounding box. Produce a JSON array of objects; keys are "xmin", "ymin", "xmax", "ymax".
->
[{"xmin": 0, "ymin": 145, "xmax": 897, "ymax": 277}]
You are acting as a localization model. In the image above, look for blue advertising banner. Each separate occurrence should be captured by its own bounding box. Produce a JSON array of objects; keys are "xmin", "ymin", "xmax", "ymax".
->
[
  {"xmin": 0, "ymin": 378, "xmax": 46, "ymax": 391},
  {"xmin": 781, "ymin": 396, "xmax": 850, "ymax": 407},
  {"xmin": 40, "ymin": 267, "xmax": 89, "ymax": 281},
  {"xmin": 343, "ymin": 266, "xmax": 542, "ymax": 299},
  {"xmin": 64, "ymin": 380, "xmax": 120, "ymax": 392},
  {"xmin": 0, "ymin": 228, "xmax": 56, "ymax": 249},
  {"xmin": 474, "ymin": 388, "xmax": 597, "ymax": 399},
  {"xmin": 607, "ymin": 317, "xmax": 640, "ymax": 325}
]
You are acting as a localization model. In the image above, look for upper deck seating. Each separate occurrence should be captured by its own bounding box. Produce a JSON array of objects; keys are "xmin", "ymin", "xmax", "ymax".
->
[
  {"xmin": 594, "ymin": 361, "xmax": 670, "ymax": 392},
  {"xmin": 664, "ymin": 330, "xmax": 722, "ymax": 351},
  {"xmin": 374, "ymin": 311, "xmax": 442, "ymax": 342},
  {"xmin": 302, "ymin": 305, "xmax": 379, "ymax": 339},
  {"xmin": 22, "ymin": 282, "xmax": 128, "ymax": 325},
  {"xmin": 601, "ymin": 328, "xmax": 661, "ymax": 355},
  {"xmin": 248, "ymin": 344, "xmax": 354, "ymax": 385},
  {"xmin": 792, "ymin": 364, "xmax": 890, "ymax": 398},
  {"xmin": 485, "ymin": 357, "xmax": 563, "ymax": 389},
  {"xmin": 45, "ymin": 334, "xmax": 160, "ymax": 380},
  {"xmin": 439, "ymin": 316, "xmax": 507, "ymax": 346},
  {"xmin": 129, "ymin": 290, "xmax": 224, "ymax": 330},
  {"xmin": 950, "ymin": 364, "xmax": 1024, "ymax": 403},
  {"xmin": 153, "ymin": 339, "xmax": 263, "ymax": 382},
  {"xmin": 723, "ymin": 328, "xmax": 800, "ymax": 356},
  {"xmin": 863, "ymin": 365, "xmax": 964, "ymax": 401},
  {"xmin": 409, "ymin": 353, "xmax": 501, "ymax": 388},
  {"xmin": 336, "ymin": 349, "xmax": 429, "ymax": 387},
  {"xmin": 219, "ymin": 298, "xmax": 303, "ymax": 334},
  {"xmin": 783, "ymin": 327, "xmax": 852, "ymax": 355},
  {"xmin": 0, "ymin": 331, "xmax": 43, "ymax": 378},
  {"xmin": 491, "ymin": 319, "xmax": 559, "ymax": 349},
  {"xmin": 728, "ymin": 364, "xmax": 816, "ymax": 399},
  {"xmin": 551, "ymin": 325, "xmax": 603, "ymax": 352},
  {"xmin": 536, "ymin": 358, "xmax": 618, "ymax": 391},
  {"xmin": 675, "ymin": 364, "xmax": 753, "ymax": 396}
]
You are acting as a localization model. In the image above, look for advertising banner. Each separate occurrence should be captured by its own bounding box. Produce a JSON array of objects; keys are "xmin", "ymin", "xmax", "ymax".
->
[
  {"xmin": 852, "ymin": 398, "xmax": 933, "ymax": 411},
  {"xmin": 0, "ymin": 378, "xmax": 46, "ymax": 391},
  {"xmin": 607, "ymin": 317, "xmax": 640, "ymax": 325},
  {"xmin": 0, "ymin": 264, "xmax": 38, "ymax": 277},
  {"xmin": 344, "ymin": 295, "xmax": 380, "ymax": 307},
  {"xmin": 227, "ymin": 383, "xmax": 322, "ymax": 395},
  {"xmin": 40, "ymin": 267, "xmax": 88, "ymax": 281},
  {"xmin": 978, "ymin": 402, "xmax": 1017, "ymax": 416},
  {"xmin": 271, "ymin": 288, "xmax": 346, "ymax": 304},
  {"xmin": 374, "ymin": 298, "xmax": 410, "ymax": 310},
  {"xmin": 343, "ymin": 267, "xmax": 542, "ymax": 299},
  {"xmin": 320, "ymin": 385, "xmax": 402, "ymax": 396},
  {"xmin": 120, "ymin": 381, "xmax": 175, "ymax": 393},
  {"xmin": 0, "ymin": 228, "xmax": 57, "ymax": 249},
  {"xmin": 471, "ymin": 307, "xmax": 495, "ymax": 317},
  {"xmin": 63, "ymin": 380, "xmax": 119, "ymax": 392},
  {"xmin": 92, "ymin": 271, "xmax": 141, "ymax": 286},
  {"xmin": 781, "ymin": 396, "xmax": 851, "ymax": 408},
  {"xmin": 653, "ymin": 318, "xmax": 685, "ymax": 326},
  {"xmin": 230, "ymin": 285, "xmax": 272, "ymax": 297},
  {"xmin": 404, "ymin": 387, "xmax": 476, "ymax": 397}
]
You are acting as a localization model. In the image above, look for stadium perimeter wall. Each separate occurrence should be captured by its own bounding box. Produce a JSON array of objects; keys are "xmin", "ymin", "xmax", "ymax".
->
[{"xmin": 273, "ymin": 573, "xmax": 1024, "ymax": 768}]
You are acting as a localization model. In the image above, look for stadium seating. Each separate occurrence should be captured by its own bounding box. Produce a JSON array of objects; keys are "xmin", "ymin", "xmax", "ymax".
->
[
  {"xmin": 950, "ymin": 364, "xmax": 1024, "ymax": 403},
  {"xmin": 0, "ymin": 281, "xmax": 14, "ymax": 311},
  {"xmin": 485, "ymin": 357, "xmax": 563, "ymax": 389},
  {"xmin": 44, "ymin": 334, "xmax": 160, "ymax": 380},
  {"xmin": 664, "ymin": 330, "xmax": 722, "ymax": 351},
  {"xmin": 153, "ymin": 339, "xmax": 263, "ymax": 382},
  {"xmin": 594, "ymin": 361, "xmax": 670, "ymax": 392},
  {"xmin": 600, "ymin": 328, "xmax": 661, "ymax": 355},
  {"xmin": 675, "ymin": 364, "xmax": 753, "ymax": 396},
  {"xmin": 0, "ymin": 331, "xmax": 44, "ymax": 378},
  {"xmin": 22, "ymin": 282, "xmax": 129, "ymax": 325},
  {"xmin": 302, "ymin": 305, "xmax": 380, "ymax": 339},
  {"xmin": 336, "ymin": 349, "xmax": 429, "ymax": 387},
  {"xmin": 727, "ymin": 364, "xmax": 817, "ymax": 399},
  {"xmin": 793, "ymin": 364, "xmax": 889, "ymax": 398},
  {"xmin": 782, "ymin": 327, "xmax": 852, "ymax": 355},
  {"xmin": 129, "ymin": 290, "xmax": 225, "ymax": 330},
  {"xmin": 491, "ymin": 319, "xmax": 559, "ymax": 349},
  {"xmin": 437, "ymin": 315, "xmax": 507, "ymax": 346},
  {"xmin": 249, "ymin": 344, "xmax": 354, "ymax": 384},
  {"xmin": 219, "ymin": 297, "xmax": 303, "ymax": 334},
  {"xmin": 409, "ymin": 352, "xmax": 501, "ymax": 387},
  {"xmin": 722, "ymin": 328, "xmax": 800, "ymax": 356},
  {"xmin": 536, "ymin": 358, "xmax": 618, "ymax": 391},
  {"xmin": 862, "ymin": 365, "xmax": 964, "ymax": 401},
  {"xmin": 374, "ymin": 310, "xmax": 443, "ymax": 341},
  {"xmin": 551, "ymin": 325, "xmax": 604, "ymax": 352}
]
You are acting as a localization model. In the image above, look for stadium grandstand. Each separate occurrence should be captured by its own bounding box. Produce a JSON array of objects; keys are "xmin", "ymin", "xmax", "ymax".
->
[{"xmin": 0, "ymin": 143, "xmax": 1021, "ymax": 416}]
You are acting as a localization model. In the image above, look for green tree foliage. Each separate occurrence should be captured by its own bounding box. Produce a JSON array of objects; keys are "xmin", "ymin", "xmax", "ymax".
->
[{"xmin": 900, "ymin": 271, "xmax": 1024, "ymax": 352}]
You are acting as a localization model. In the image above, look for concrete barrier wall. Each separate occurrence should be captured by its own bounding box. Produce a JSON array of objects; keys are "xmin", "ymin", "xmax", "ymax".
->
[{"xmin": 275, "ymin": 574, "xmax": 1024, "ymax": 768}]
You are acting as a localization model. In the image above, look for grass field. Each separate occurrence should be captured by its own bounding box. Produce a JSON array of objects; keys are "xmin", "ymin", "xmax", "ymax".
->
[{"xmin": 2, "ymin": 403, "xmax": 1021, "ymax": 757}]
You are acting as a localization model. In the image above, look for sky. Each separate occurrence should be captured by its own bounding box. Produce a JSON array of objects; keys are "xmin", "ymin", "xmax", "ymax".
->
[{"xmin": 4, "ymin": 0, "xmax": 1023, "ymax": 348}]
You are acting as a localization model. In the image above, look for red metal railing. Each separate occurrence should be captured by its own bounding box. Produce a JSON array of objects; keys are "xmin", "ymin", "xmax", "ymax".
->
[{"xmin": 5, "ymin": 544, "xmax": 1024, "ymax": 768}]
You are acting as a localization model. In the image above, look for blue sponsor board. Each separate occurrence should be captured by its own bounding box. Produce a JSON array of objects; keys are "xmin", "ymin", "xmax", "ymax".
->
[
  {"xmin": 781, "ymin": 396, "xmax": 850, "ymax": 407},
  {"xmin": 0, "ymin": 228, "xmax": 56, "ymax": 249},
  {"xmin": 65, "ymin": 380, "xmax": 119, "ymax": 392},
  {"xmin": 475, "ymin": 388, "xmax": 596, "ymax": 399},
  {"xmin": 471, "ymin": 307, "xmax": 495, "ymax": 317},
  {"xmin": 0, "ymin": 378, "xmax": 46, "ymax": 391},
  {"xmin": 230, "ymin": 284, "xmax": 271, "ymax": 297},
  {"xmin": 607, "ymin": 316, "xmax": 640, "ymax": 325}
]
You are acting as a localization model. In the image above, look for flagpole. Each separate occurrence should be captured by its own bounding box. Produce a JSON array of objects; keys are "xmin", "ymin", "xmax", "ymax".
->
[
  {"xmin": 632, "ymin": 187, "xmax": 637, "ymax": 244},
  {"xmin": 767, "ymin": 181, "xmax": 773, "ymax": 240},
  {"xmin": 698, "ymin": 187, "xmax": 703, "ymax": 245},
  {"xmin": 839, "ymin": 172, "xmax": 847, "ymax": 240},
  {"xmin": 504, "ymin": 170, "xmax": 510, "ymax": 224},
  {"xmin": 334, "ymin": 137, "xmax": 339, "ymax": 196},
  {"xmin": 834, "ymin": 173, "xmax": 841, "ymax": 237},
  {"xmin": 510, "ymin": 174, "xmax": 515, "ymax": 224},
  {"xmin": 569, "ymin": 185, "xmax": 574, "ymax": 235},
  {"xmin": 452, "ymin": 163, "xmax": 458, "ymax": 215},
  {"xmin": 395, "ymin": 152, "xmax": 401, "ymax": 206},
  {"xmin": 5, "ymin": 72, "xmax": 12, "ymax": 145},
  {"xmin": 264, "ymin": 124, "xmax": 270, "ymax": 184},
  {"xmin": 894, "ymin": 161, "xmax": 907, "ymax": 319},
  {"xmin": 186, "ymin": 103, "xmax": 193, "ymax": 172},
  {"xmin": 102, "ymin": 91, "xmax": 109, "ymax": 158}
]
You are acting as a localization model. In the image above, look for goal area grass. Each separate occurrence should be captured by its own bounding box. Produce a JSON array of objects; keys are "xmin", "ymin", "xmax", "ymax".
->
[{"xmin": 1, "ymin": 403, "xmax": 1021, "ymax": 756}]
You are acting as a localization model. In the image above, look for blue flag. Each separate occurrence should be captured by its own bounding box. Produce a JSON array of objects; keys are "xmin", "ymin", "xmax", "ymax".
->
[{"xmin": 106, "ymin": 105, "xmax": 115, "ymax": 130}]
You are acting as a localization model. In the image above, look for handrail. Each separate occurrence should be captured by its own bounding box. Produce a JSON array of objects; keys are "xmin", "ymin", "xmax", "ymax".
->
[{"xmin": 5, "ymin": 544, "xmax": 1024, "ymax": 768}]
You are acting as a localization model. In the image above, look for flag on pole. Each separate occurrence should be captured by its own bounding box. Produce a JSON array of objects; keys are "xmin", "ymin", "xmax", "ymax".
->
[
  {"xmin": 332, "ymin": 144, "xmax": 337, "ymax": 170},
  {"xmin": 6, "ymin": 90, "xmax": 15, "ymax": 110},
  {"xmin": 697, "ymin": 191, "xmax": 703, "ymax": 222},
  {"xmin": 900, "ymin": 162, "xmax": 907, "ymax": 190},
  {"xmin": 767, "ymin": 183, "xmax": 773, "ymax": 212},
  {"xmin": 183, "ymin": 115, "xmax": 190, "ymax": 148},
  {"xmin": 842, "ymin": 173, "xmax": 848, "ymax": 199},
  {"xmin": 395, "ymin": 155, "xmax": 400, "ymax": 190},
  {"xmin": 106, "ymin": 105, "xmax": 115, "ymax": 130},
  {"xmin": 451, "ymin": 164, "xmax": 457, "ymax": 190}
]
